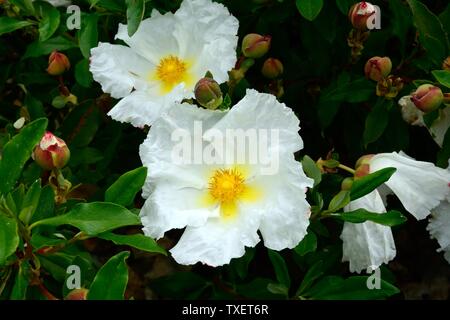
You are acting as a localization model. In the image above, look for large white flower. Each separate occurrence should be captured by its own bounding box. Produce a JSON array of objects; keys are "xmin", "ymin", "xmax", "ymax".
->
[
  {"xmin": 427, "ymin": 201, "xmax": 450, "ymax": 263},
  {"xmin": 341, "ymin": 190, "xmax": 396, "ymax": 273},
  {"xmin": 90, "ymin": 0, "xmax": 238, "ymax": 127},
  {"xmin": 139, "ymin": 89, "xmax": 313, "ymax": 266},
  {"xmin": 368, "ymin": 151, "xmax": 450, "ymax": 220}
]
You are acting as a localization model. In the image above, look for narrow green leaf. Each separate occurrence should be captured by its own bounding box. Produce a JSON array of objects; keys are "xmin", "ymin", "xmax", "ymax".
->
[
  {"xmin": 334, "ymin": 209, "xmax": 407, "ymax": 226},
  {"xmin": 363, "ymin": 99, "xmax": 392, "ymax": 146},
  {"xmin": 432, "ymin": 70, "xmax": 450, "ymax": 88},
  {"xmin": 36, "ymin": 2, "xmax": 60, "ymax": 42},
  {"xmin": 0, "ymin": 214, "xmax": 19, "ymax": 266},
  {"xmin": 350, "ymin": 167, "xmax": 396, "ymax": 201},
  {"xmin": 268, "ymin": 250, "xmax": 290, "ymax": 289},
  {"xmin": 302, "ymin": 155, "xmax": 322, "ymax": 186},
  {"xmin": 126, "ymin": 0, "xmax": 145, "ymax": 37},
  {"xmin": 88, "ymin": 251, "xmax": 130, "ymax": 300},
  {"xmin": 19, "ymin": 179, "xmax": 41, "ymax": 225},
  {"xmin": 79, "ymin": 14, "xmax": 98, "ymax": 59},
  {"xmin": 98, "ymin": 232, "xmax": 166, "ymax": 255},
  {"xmin": 296, "ymin": 0, "xmax": 324, "ymax": 21},
  {"xmin": 328, "ymin": 190, "xmax": 351, "ymax": 212},
  {"xmin": 31, "ymin": 202, "xmax": 141, "ymax": 236},
  {"xmin": 297, "ymin": 260, "xmax": 325, "ymax": 296},
  {"xmin": 0, "ymin": 17, "xmax": 34, "ymax": 36},
  {"xmin": 10, "ymin": 261, "xmax": 30, "ymax": 300},
  {"xmin": 23, "ymin": 36, "xmax": 77, "ymax": 59},
  {"xmin": 294, "ymin": 232, "xmax": 317, "ymax": 256},
  {"xmin": 105, "ymin": 167, "xmax": 147, "ymax": 207},
  {"xmin": 0, "ymin": 118, "xmax": 47, "ymax": 194}
]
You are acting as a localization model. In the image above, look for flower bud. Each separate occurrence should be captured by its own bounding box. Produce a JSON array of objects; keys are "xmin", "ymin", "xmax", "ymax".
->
[
  {"xmin": 46, "ymin": 51, "xmax": 70, "ymax": 76},
  {"xmin": 354, "ymin": 154, "xmax": 374, "ymax": 179},
  {"xmin": 443, "ymin": 57, "xmax": 450, "ymax": 71},
  {"xmin": 376, "ymin": 75, "xmax": 404, "ymax": 99},
  {"xmin": 348, "ymin": 1, "xmax": 377, "ymax": 31},
  {"xmin": 364, "ymin": 56, "xmax": 392, "ymax": 82},
  {"xmin": 241, "ymin": 33, "xmax": 271, "ymax": 59},
  {"xmin": 33, "ymin": 131, "xmax": 70, "ymax": 171},
  {"xmin": 194, "ymin": 77, "xmax": 223, "ymax": 110},
  {"xmin": 261, "ymin": 58, "xmax": 283, "ymax": 79},
  {"xmin": 411, "ymin": 84, "xmax": 444, "ymax": 113},
  {"xmin": 65, "ymin": 288, "xmax": 89, "ymax": 300},
  {"xmin": 398, "ymin": 95, "xmax": 424, "ymax": 126},
  {"xmin": 341, "ymin": 177, "xmax": 354, "ymax": 191}
]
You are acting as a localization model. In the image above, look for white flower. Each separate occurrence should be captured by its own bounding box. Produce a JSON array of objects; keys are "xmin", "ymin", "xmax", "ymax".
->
[
  {"xmin": 427, "ymin": 201, "xmax": 450, "ymax": 263},
  {"xmin": 398, "ymin": 95, "xmax": 424, "ymax": 127},
  {"xmin": 428, "ymin": 106, "xmax": 450, "ymax": 148},
  {"xmin": 139, "ymin": 89, "xmax": 313, "ymax": 266},
  {"xmin": 90, "ymin": 0, "xmax": 238, "ymax": 127},
  {"xmin": 341, "ymin": 190, "xmax": 396, "ymax": 273},
  {"xmin": 369, "ymin": 151, "xmax": 450, "ymax": 220}
]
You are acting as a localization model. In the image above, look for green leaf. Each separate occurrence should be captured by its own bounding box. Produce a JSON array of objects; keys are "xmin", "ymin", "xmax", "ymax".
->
[
  {"xmin": 97, "ymin": 232, "xmax": 166, "ymax": 255},
  {"xmin": 335, "ymin": 0, "xmax": 354, "ymax": 15},
  {"xmin": 151, "ymin": 272, "xmax": 209, "ymax": 299},
  {"xmin": 25, "ymin": 95, "xmax": 45, "ymax": 120},
  {"xmin": 0, "ymin": 118, "xmax": 47, "ymax": 194},
  {"xmin": 126, "ymin": 0, "xmax": 145, "ymax": 37},
  {"xmin": 30, "ymin": 185, "xmax": 55, "ymax": 223},
  {"xmin": 305, "ymin": 275, "xmax": 399, "ymax": 300},
  {"xmin": 88, "ymin": 251, "xmax": 130, "ymax": 300},
  {"xmin": 18, "ymin": 179, "xmax": 41, "ymax": 225},
  {"xmin": 79, "ymin": 14, "xmax": 98, "ymax": 59},
  {"xmin": 363, "ymin": 99, "xmax": 393, "ymax": 146},
  {"xmin": 350, "ymin": 167, "xmax": 396, "ymax": 201},
  {"xmin": 23, "ymin": 36, "xmax": 77, "ymax": 59},
  {"xmin": 105, "ymin": 167, "xmax": 147, "ymax": 207},
  {"xmin": 30, "ymin": 202, "xmax": 141, "ymax": 236},
  {"xmin": 10, "ymin": 261, "xmax": 30, "ymax": 300},
  {"xmin": 294, "ymin": 232, "xmax": 317, "ymax": 256},
  {"xmin": 229, "ymin": 247, "xmax": 256, "ymax": 280},
  {"xmin": 328, "ymin": 190, "xmax": 351, "ymax": 212},
  {"xmin": 75, "ymin": 59, "xmax": 93, "ymax": 88},
  {"xmin": 268, "ymin": 250, "xmax": 290, "ymax": 289},
  {"xmin": 334, "ymin": 209, "xmax": 407, "ymax": 226},
  {"xmin": 297, "ymin": 260, "xmax": 325, "ymax": 296},
  {"xmin": 432, "ymin": 70, "xmax": 450, "ymax": 88},
  {"xmin": 0, "ymin": 17, "xmax": 34, "ymax": 36},
  {"xmin": 302, "ymin": 155, "xmax": 321, "ymax": 186},
  {"xmin": 406, "ymin": 0, "xmax": 449, "ymax": 60},
  {"xmin": 296, "ymin": 0, "xmax": 324, "ymax": 21},
  {"xmin": 0, "ymin": 214, "xmax": 19, "ymax": 266},
  {"xmin": 36, "ymin": 2, "xmax": 61, "ymax": 42}
]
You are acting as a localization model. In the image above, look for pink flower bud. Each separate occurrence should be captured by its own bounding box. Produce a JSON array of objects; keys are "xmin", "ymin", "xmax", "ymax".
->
[
  {"xmin": 242, "ymin": 33, "xmax": 271, "ymax": 59},
  {"xmin": 354, "ymin": 154, "xmax": 374, "ymax": 179},
  {"xmin": 348, "ymin": 2, "xmax": 377, "ymax": 31},
  {"xmin": 364, "ymin": 56, "xmax": 392, "ymax": 82},
  {"xmin": 33, "ymin": 131, "xmax": 70, "ymax": 170},
  {"xmin": 411, "ymin": 84, "xmax": 444, "ymax": 113},
  {"xmin": 46, "ymin": 51, "xmax": 70, "ymax": 76},
  {"xmin": 261, "ymin": 58, "xmax": 284, "ymax": 79},
  {"xmin": 194, "ymin": 77, "xmax": 223, "ymax": 110}
]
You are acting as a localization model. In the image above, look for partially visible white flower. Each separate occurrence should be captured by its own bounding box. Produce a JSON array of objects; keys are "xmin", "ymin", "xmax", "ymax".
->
[
  {"xmin": 428, "ymin": 106, "xmax": 450, "ymax": 147},
  {"xmin": 90, "ymin": 0, "xmax": 238, "ymax": 127},
  {"xmin": 427, "ymin": 201, "xmax": 450, "ymax": 263},
  {"xmin": 369, "ymin": 151, "xmax": 450, "ymax": 220},
  {"xmin": 398, "ymin": 95, "xmax": 424, "ymax": 127},
  {"xmin": 341, "ymin": 190, "xmax": 396, "ymax": 273},
  {"xmin": 139, "ymin": 89, "xmax": 313, "ymax": 266},
  {"xmin": 34, "ymin": 0, "xmax": 71, "ymax": 7}
]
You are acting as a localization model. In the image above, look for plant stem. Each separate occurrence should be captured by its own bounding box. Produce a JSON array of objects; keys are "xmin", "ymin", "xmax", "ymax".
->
[{"xmin": 338, "ymin": 164, "xmax": 356, "ymax": 175}]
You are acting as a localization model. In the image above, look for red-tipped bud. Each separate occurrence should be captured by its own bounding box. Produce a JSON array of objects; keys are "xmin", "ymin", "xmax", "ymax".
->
[
  {"xmin": 33, "ymin": 131, "xmax": 70, "ymax": 170},
  {"xmin": 242, "ymin": 33, "xmax": 271, "ymax": 59},
  {"xmin": 194, "ymin": 77, "xmax": 223, "ymax": 110},
  {"xmin": 47, "ymin": 51, "xmax": 70, "ymax": 76},
  {"xmin": 65, "ymin": 288, "xmax": 89, "ymax": 300},
  {"xmin": 348, "ymin": 2, "xmax": 377, "ymax": 31},
  {"xmin": 364, "ymin": 56, "xmax": 392, "ymax": 82},
  {"xmin": 261, "ymin": 58, "xmax": 283, "ymax": 79},
  {"xmin": 411, "ymin": 84, "xmax": 444, "ymax": 113},
  {"xmin": 354, "ymin": 154, "xmax": 374, "ymax": 179}
]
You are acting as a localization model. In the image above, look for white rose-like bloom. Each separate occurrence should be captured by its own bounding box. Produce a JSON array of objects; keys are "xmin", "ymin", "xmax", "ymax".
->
[
  {"xmin": 139, "ymin": 89, "xmax": 313, "ymax": 266},
  {"xmin": 90, "ymin": 0, "xmax": 238, "ymax": 127},
  {"xmin": 341, "ymin": 190, "xmax": 396, "ymax": 273},
  {"xmin": 427, "ymin": 201, "xmax": 450, "ymax": 263},
  {"xmin": 369, "ymin": 152, "xmax": 450, "ymax": 220}
]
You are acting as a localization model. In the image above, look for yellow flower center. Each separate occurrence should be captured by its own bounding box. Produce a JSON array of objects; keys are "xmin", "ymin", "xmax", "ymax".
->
[
  {"xmin": 155, "ymin": 55, "xmax": 188, "ymax": 93},
  {"xmin": 209, "ymin": 168, "xmax": 245, "ymax": 203}
]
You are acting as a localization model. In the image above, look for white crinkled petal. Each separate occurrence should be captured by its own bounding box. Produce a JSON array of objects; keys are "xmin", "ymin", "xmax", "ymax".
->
[
  {"xmin": 90, "ymin": 43, "xmax": 152, "ymax": 99},
  {"xmin": 107, "ymin": 87, "xmax": 186, "ymax": 127},
  {"xmin": 255, "ymin": 155, "xmax": 313, "ymax": 250},
  {"xmin": 429, "ymin": 106, "xmax": 450, "ymax": 148},
  {"xmin": 207, "ymin": 89, "xmax": 304, "ymax": 157},
  {"xmin": 170, "ymin": 213, "xmax": 261, "ymax": 267},
  {"xmin": 39, "ymin": 0, "xmax": 71, "ymax": 7},
  {"xmin": 371, "ymin": 151, "xmax": 450, "ymax": 220},
  {"xmin": 427, "ymin": 201, "xmax": 450, "ymax": 264},
  {"xmin": 341, "ymin": 190, "xmax": 396, "ymax": 273}
]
